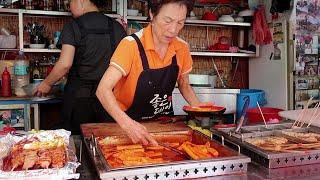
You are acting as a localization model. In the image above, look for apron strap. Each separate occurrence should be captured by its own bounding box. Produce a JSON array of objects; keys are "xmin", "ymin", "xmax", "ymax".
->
[
  {"xmin": 172, "ymin": 55, "xmax": 177, "ymax": 65},
  {"xmin": 131, "ymin": 33, "xmax": 150, "ymax": 70}
]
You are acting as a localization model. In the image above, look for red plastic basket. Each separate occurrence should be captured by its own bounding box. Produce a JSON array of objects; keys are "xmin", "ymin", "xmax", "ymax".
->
[{"xmin": 246, "ymin": 107, "xmax": 283, "ymax": 124}]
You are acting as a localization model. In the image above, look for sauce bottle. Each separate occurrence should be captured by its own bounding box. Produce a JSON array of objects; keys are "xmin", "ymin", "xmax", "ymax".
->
[{"xmin": 2, "ymin": 67, "xmax": 12, "ymax": 97}]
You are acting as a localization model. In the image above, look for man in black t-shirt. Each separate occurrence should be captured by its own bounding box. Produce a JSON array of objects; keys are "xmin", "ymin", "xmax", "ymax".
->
[{"xmin": 34, "ymin": 0, "xmax": 126, "ymax": 134}]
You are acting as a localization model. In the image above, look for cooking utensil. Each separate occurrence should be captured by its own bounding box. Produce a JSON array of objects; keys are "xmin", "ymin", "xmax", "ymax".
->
[
  {"xmin": 211, "ymin": 57, "xmax": 227, "ymax": 88},
  {"xmin": 234, "ymin": 96, "xmax": 249, "ymax": 133},
  {"xmin": 256, "ymin": 101, "xmax": 268, "ymax": 128},
  {"xmin": 158, "ymin": 142, "xmax": 190, "ymax": 159},
  {"xmin": 307, "ymin": 103, "xmax": 320, "ymax": 127},
  {"xmin": 292, "ymin": 96, "xmax": 313, "ymax": 128}
]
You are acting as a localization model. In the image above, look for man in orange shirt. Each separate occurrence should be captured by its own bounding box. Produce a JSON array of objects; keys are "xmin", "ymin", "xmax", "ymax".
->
[{"xmin": 97, "ymin": 0, "xmax": 210, "ymax": 145}]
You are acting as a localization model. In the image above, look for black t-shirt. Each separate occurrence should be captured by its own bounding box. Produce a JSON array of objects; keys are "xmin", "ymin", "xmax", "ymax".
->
[{"xmin": 59, "ymin": 11, "xmax": 126, "ymax": 81}]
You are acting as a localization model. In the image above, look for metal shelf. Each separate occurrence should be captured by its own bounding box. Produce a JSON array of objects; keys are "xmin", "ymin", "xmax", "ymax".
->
[
  {"xmin": 23, "ymin": 48, "xmax": 61, "ymax": 53},
  {"xmin": 126, "ymin": 16, "xmax": 251, "ymax": 27},
  {"xmin": 190, "ymin": 51, "xmax": 257, "ymax": 57}
]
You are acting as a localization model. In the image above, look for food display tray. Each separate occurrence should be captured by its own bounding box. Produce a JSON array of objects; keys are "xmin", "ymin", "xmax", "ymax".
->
[
  {"xmin": 83, "ymin": 130, "xmax": 250, "ymax": 180},
  {"xmin": 211, "ymin": 123, "xmax": 320, "ymax": 169}
]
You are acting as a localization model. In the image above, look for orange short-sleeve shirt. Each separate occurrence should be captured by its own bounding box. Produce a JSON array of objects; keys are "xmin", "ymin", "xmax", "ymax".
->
[{"xmin": 110, "ymin": 24, "xmax": 193, "ymax": 111}]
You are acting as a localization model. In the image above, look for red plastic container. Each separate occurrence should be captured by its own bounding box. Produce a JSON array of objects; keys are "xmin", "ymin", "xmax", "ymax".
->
[{"xmin": 246, "ymin": 107, "xmax": 283, "ymax": 124}]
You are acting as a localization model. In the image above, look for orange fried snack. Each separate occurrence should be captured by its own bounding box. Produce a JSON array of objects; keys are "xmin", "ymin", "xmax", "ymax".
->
[
  {"xmin": 99, "ymin": 140, "xmax": 220, "ymax": 168},
  {"xmin": 178, "ymin": 141, "xmax": 219, "ymax": 160},
  {"xmin": 100, "ymin": 144, "xmax": 168, "ymax": 168}
]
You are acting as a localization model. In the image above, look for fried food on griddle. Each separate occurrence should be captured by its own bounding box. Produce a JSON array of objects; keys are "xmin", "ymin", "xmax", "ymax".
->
[
  {"xmin": 282, "ymin": 131, "xmax": 320, "ymax": 143},
  {"xmin": 99, "ymin": 142, "xmax": 169, "ymax": 168},
  {"xmin": 246, "ymin": 136, "xmax": 288, "ymax": 146},
  {"xmin": 178, "ymin": 141, "xmax": 219, "ymax": 160},
  {"xmin": 99, "ymin": 139, "xmax": 220, "ymax": 168}
]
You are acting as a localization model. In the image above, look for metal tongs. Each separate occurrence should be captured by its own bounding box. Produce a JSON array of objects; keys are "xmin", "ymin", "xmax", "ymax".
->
[
  {"xmin": 90, "ymin": 133, "xmax": 98, "ymax": 156},
  {"xmin": 158, "ymin": 142, "xmax": 190, "ymax": 159},
  {"xmin": 233, "ymin": 96, "xmax": 250, "ymax": 134}
]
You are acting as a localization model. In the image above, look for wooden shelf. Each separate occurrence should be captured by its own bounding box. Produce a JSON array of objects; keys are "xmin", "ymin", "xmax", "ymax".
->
[
  {"xmin": 21, "ymin": 9, "xmax": 71, "ymax": 16},
  {"xmin": 0, "ymin": 8, "xmax": 19, "ymax": 14},
  {"xmin": 190, "ymin": 51, "xmax": 257, "ymax": 57},
  {"xmin": 0, "ymin": 48, "xmax": 19, "ymax": 51},
  {"xmin": 0, "ymin": 8, "xmax": 121, "ymax": 18},
  {"xmin": 126, "ymin": 16, "xmax": 251, "ymax": 27}
]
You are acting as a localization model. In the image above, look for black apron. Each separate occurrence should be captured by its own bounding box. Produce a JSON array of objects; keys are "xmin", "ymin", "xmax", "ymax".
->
[
  {"xmin": 125, "ymin": 34, "xmax": 179, "ymax": 120},
  {"xmin": 62, "ymin": 16, "xmax": 115, "ymax": 134}
]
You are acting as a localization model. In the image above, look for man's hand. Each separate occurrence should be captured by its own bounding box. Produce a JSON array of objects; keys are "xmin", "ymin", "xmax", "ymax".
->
[
  {"xmin": 120, "ymin": 119, "xmax": 158, "ymax": 146},
  {"xmin": 33, "ymin": 81, "xmax": 52, "ymax": 97}
]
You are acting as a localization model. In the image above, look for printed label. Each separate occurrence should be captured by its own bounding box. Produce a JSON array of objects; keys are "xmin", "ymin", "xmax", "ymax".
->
[{"xmin": 14, "ymin": 65, "xmax": 29, "ymax": 75}]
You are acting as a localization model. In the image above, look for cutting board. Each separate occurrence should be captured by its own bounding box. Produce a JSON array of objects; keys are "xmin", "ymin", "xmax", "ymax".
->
[
  {"xmin": 80, "ymin": 121, "xmax": 189, "ymax": 137},
  {"xmin": 279, "ymin": 108, "xmax": 320, "ymax": 127}
]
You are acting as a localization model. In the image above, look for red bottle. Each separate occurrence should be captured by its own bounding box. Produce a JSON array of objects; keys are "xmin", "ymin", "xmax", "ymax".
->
[
  {"xmin": 47, "ymin": 64, "xmax": 54, "ymax": 77},
  {"xmin": 2, "ymin": 67, "xmax": 12, "ymax": 97}
]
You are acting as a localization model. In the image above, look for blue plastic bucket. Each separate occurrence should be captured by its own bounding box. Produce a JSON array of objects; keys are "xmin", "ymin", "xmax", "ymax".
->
[{"xmin": 236, "ymin": 89, "xmax": 266, "ymax": 119}]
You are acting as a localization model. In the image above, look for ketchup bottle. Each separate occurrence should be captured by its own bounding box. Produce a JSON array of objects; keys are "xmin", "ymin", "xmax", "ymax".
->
[
  {"xmin": 47, "ymin": 64, "xmax": 54, "ymax": 77},
  {"xmin": 2, "ymin": 67, "xmax": 12, "ymax": 97}
]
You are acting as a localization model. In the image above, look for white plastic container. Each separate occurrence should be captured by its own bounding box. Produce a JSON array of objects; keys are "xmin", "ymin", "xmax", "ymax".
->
[
  {"xmin": 14, "ymin": 51, "xmax": 29, "ymax": 96},
  {"xmin": 127, "ymin": 9, "xmax": 139, "ymax": 16},
  {"xmin": 0, "ymin": 35, "xmax": 16, "ymax": 49}
]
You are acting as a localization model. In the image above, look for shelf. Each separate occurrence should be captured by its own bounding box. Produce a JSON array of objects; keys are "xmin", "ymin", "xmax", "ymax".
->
[
  {"xmin": 0, "ymin": 8, "xmax": 121, "ymax": 18},
  {"xmin": 185, "ymin": 19, "xmax": 251, "ymax": 27},
  {"xmin": 127, "ymin": 15, "xmax": 148, "ymax": 21},
  {"xmin": 0, "ymin": 48, "xmax": 19, "ymax": 51},
  {"xmin": 0, "ymin": 8, "xmax": 19, "ymax": 14},
  {"xmin": 190, "ymin": 51, "xmax": 257, "ymax": 57},
  {"xmin": 126, "ymin": 16, "xmax": 251, "ymax": 27},
  {"xmin": 296, "ymin": 88, "xmax": 320, "ymax": 91},
  {"xmin": 23, "ymin": 48, "xmax": 61, "ymax": 53},
  {"xmin": 295, "ymin": 75, "xmax": 320, "ymax": 78},
  {"xmin": 296, "ymin": 99, "xmax": 320, "ymax": 104},
  {"xmin": 21, "ymin": 9, "xmax": 71, "ymax": 16}
]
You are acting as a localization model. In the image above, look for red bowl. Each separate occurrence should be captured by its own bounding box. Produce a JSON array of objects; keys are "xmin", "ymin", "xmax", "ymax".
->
[
  {"xmin": 202, "ymin": 12, "xmax": 218, "ymax": 21},
  {"xmin": 183, "ymin": 105, "xmax": 226, "ymax": 117},
  {"xmin": 246, "ymin": 107, "xmax": 283, "ymax": 124}
]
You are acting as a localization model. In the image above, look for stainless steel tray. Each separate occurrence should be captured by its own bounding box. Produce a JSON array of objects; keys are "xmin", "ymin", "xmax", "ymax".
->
[
  {"xmin": 84, "ymin": 130, "xmax": 250, "ymax": 180},
  {"xmin": 217, "ymin": 123, "xmax": 293, "ymax": 139},
  {"xmin": 212, "ymin": 123, "xmax": 320, "ymax": 169}
]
